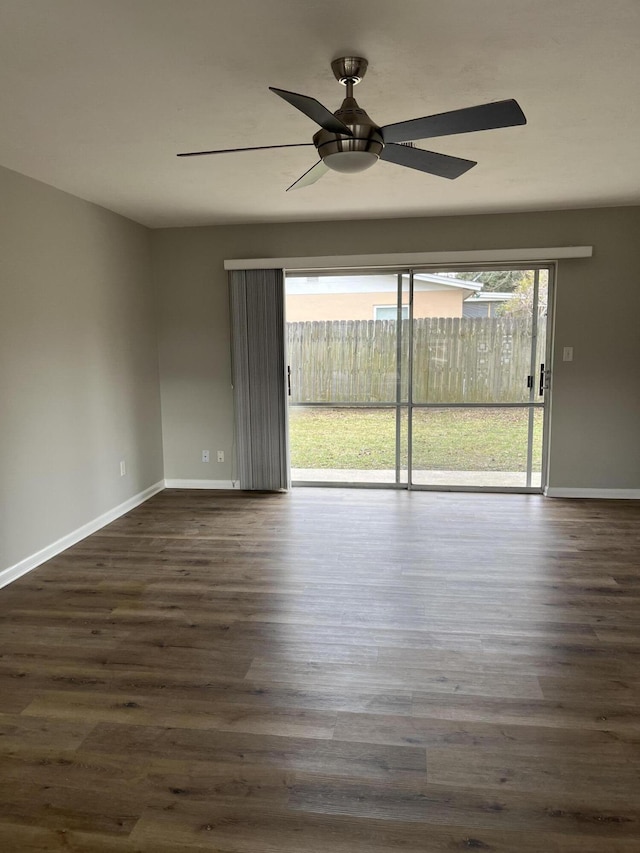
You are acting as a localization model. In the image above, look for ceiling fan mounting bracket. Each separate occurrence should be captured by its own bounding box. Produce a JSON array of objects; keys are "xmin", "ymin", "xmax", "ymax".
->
[{"xmin": 331, "ymin": 57, "xmax": 368, "ymax": 86}]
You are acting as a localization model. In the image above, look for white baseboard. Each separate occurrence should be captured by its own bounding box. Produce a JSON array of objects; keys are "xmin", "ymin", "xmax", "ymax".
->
[
  {"xmin": 0, "ymin": 480, "xmax": 165, "ymax": 590},
  {"xmin": 545, "ymin": 487, "xmax": 640, "ymax": 499},
  {"xmin": 164, "ymin": 479, "xmax": 239, "ymax": 490}
]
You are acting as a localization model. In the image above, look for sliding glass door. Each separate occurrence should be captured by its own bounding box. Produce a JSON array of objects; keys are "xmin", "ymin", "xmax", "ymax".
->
[
  {"xmin": 285, "ymin": 271, "xmax": 408, "ymax": 485},
  {"xmin": 409, "ymin": 267, "xmax": 549, "ymax": 489},
  {"xmin": 285, "ymin": 265, "xmax": 552, "ymax": 492}
]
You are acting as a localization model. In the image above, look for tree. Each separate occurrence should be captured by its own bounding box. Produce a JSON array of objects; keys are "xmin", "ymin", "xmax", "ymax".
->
[
  {"xmin": 497, "ymin": 270, "xmax": 548, "ymax": 319},
  {"xmin": 449, "ymin": 269, "xmax": 529, "ymax": 292},
  {"xmin": 442, "ymin": 269, "xmax": 548, "ymax": 317}
]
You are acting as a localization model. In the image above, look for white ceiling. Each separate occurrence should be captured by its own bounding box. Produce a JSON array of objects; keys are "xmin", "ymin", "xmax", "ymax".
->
[{"xmin": 1, "ymin": 0, "xmax": 639, "ymax": 228}]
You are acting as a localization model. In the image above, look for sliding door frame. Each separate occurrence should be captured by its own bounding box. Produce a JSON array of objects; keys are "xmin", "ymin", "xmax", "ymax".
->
[{"xmin": 286, "ymin": 262, "xmax": 555, "ymax": 493}]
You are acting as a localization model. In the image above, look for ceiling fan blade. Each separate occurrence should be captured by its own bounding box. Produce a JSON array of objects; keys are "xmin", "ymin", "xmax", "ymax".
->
[
  {"xmin": 177, "ymin": 143, "xmax": 313, "ymax": 157},
  {"xmin": 269, "ymin": 87, "xmax": 353, "ymax": 136},
  {"xmin": 382, "ymin": 99, "xmax": 526, "ymax": 143},
  {"xmin": 286, "ymin": 160, "xmax": 329, "ymax": 192},
  {"xmin": 380, "ymin": 143, "xmax": 476, "ymax": 179}
]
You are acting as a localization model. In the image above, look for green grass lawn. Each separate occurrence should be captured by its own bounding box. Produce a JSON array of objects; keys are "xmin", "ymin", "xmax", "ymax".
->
[{"xmin": 289, "ymin": 406, "xmax": 543, "ymax": 471}]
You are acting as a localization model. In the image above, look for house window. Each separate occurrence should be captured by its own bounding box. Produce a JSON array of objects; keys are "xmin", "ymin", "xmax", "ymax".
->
[{"xmin": 375, "ymin": 305, "xmax": 409, "ymax": 320}]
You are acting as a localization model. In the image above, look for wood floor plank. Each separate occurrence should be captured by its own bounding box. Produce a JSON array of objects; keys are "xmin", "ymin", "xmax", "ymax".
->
[
  {"xmin": 0, "ymin": 824, "xmax": 138, "ymax": 852},
  {"xmin": 0, "ymin": 779, "xmax": 138, "ymax": 836},
  {"xmin": 0, "ymin": 712, "xmax": 95, "ymax": 751},
  {"xmin": 539, "ymin": 674, "xmax": 640, "ymax": 705},
  {"xmin": 426, "ymin": 745, "xmax": 640, "ymax": 798},
  {"xmin": 79, "ymin": 723, "xmax": 426, "ymax": 779},
  {"xmin": 0, "ymin": 488, "xmax": 639, "ymax": 850},
  {"xmin": 288, "ymin": 773, "xmax": 640, "ymax": 839},
  {"xmin": 22, "ymin": 690, "xmax": 337, "ymax": 739},
  {"xmin": 334, "ymin": 710, "xmax": 638, "ymax": 751},
  {"xmin": 130, "ymin": 802, "xmax": 640, "ymax": 852},
  {"xmin": 246, "ymin": 657, "xmax": 544, "ymax": 699},
  {"xmin": 411, "ymin": 691, "xmax": 640, "ymax": 733}
]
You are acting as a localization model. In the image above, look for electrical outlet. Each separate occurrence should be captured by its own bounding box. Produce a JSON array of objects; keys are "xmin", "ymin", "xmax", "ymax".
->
[
  {"xmin": 217, "ymin": 450, "xmax": 224, "ymax": 463},
  {"xmin": 202, "ymin": 450, "xmax": 210, "ymax": 463},
  {"xmin": 120, "ymin": 459, "xmax": 126, "ymax": 477}
]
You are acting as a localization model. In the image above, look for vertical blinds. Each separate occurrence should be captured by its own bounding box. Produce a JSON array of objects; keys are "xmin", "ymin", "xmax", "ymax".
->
[{"xmin": 229, "ymin": 269, "xmax": 289, "ymax": 491}]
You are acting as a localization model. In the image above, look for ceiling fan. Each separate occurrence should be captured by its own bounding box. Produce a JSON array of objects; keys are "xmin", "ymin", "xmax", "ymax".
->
[{"xmin": 178, "ymin": 57, "xmax": 526, "ymax": 191}]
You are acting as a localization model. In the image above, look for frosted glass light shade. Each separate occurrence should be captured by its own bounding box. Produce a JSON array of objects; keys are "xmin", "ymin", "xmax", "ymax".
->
[{"xmin": 323, "ymin": 151, "xmax": 378, "ymax": 173}]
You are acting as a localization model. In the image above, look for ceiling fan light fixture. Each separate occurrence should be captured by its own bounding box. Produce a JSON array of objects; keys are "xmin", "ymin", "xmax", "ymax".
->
[
  {"xmin": 323, "ymin": 150, "xmax": 379, "ymax": 173},
  {"xmin": 313, "ymin": 112, "xmax": 384, "ymax": 173}
]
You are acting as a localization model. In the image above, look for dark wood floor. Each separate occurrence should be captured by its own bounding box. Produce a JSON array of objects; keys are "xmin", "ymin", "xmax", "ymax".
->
[{"xmin": 1, "ymin": 488, "xmax": 640, "ymax": 851}]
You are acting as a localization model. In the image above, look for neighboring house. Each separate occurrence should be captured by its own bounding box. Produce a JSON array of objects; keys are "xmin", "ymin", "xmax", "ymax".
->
[
  {"xmin": 462, "ymin": 291, "xmax": 517, "ymax": 318},
  {"xmin": 286, "ymin": 273, "xmax": 482, "ymax": 321}
]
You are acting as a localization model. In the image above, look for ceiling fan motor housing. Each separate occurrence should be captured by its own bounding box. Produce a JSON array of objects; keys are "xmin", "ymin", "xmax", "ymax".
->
[{"xmin": 314, "ymin": 96, "xmax": 384, "ymax": 173}]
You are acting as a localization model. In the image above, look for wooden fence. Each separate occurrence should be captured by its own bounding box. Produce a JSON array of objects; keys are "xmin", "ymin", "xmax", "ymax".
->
[{"xmin": 287, "ymin": 316, "xmax": 546, "ymax": 404}]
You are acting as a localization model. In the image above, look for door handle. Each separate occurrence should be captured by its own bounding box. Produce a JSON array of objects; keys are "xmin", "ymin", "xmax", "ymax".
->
[
  {"xmin": 538, "ymin": 363, "xmax": 551, "ymax": 396},
  {"xmin": 287, "ymin": 365, "xmax": 291, "ymax": 397}
]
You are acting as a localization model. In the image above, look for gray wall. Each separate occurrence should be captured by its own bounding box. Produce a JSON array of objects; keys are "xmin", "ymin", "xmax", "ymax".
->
[
  {"xmin": 152, "ymin": 206, "xmax": 640, "ymax": 489},
  {"xmin": 0, "ymin": 166, "xmax": 164, "ymax": 572}
]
